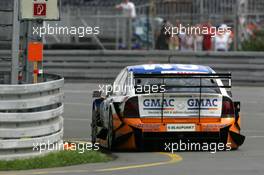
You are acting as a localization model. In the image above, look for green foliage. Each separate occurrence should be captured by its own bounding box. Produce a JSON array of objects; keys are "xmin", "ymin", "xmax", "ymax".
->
[
  {"xmin": 0, "ymin": 150, "xmax": 111, "ymax": 171},
  {"xmin": 241, "ymin": 30, "xmax": 264, "ymax": 51}
]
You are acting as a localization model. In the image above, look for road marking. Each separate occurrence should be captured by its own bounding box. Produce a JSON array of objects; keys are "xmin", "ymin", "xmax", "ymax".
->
[
  {"xmin": 64, "ymin": 118, "xmax": 89, "ymax": 121},
  {"xmin": 64, "ymin": 90, "xmax": 90, "ymax": 93},
  {"xmin": 96, "ymin": 152, "xmax": 182, "ymax": 172},
  {"xmin": 247, "ymin": 136, "xmax": 264, "ymax": 138},
  {"xmin": 244, "ymin": 130, "xmax": 264, "ymax": 133},
  {"xmin": 64, "ymin": 102, "xmax": 89, "ymax": 106}
]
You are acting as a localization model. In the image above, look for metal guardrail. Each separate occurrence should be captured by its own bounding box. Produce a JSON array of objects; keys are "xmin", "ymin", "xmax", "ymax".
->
[
  {"xmin": 0, "ymin": 74, "xmax": 64, "ymax": 160},
  {"xmin": 0, "ymin": 71, "xmax": 10, "ymax": 84},
  {"xmin": 46, "ymin": 50, "xmax": 264, "ymax": 86},
  {"xmin": 1, "ymin": 50, "xmax": 264, "ymax": 86}
]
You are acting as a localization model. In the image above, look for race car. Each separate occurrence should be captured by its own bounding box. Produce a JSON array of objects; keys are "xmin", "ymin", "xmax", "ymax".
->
[{"xmin": 91, "ymin": 64, "xmax": 245, "ymax": 151}]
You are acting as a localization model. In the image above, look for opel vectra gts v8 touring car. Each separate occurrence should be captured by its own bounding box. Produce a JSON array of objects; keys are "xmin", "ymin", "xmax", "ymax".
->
[{"xmin": 91, "ymin": 64, "xmax": 245, "ymax": 151}]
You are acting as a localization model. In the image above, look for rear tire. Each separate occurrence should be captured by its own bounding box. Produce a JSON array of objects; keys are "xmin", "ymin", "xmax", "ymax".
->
[{"xmin": 139, "ymin": 133, "xmax": 145, "ymax": 151}]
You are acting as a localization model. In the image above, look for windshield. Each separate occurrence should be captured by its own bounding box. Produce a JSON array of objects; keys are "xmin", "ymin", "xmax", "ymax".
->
[{"xmin": 134, "ymin": 77, "xmax": 220, "ymax": 94}]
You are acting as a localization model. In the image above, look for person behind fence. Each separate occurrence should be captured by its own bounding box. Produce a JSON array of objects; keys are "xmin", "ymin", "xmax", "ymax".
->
[
  {"xmin": 202, "ymin": 21, "xmax": 213, "ymax": 51},
  {"xmin": 213, "ymin": 24, "xmax": 232, "ymax": 52},
  {"xmin": 194, "ymin": 24, "xmax": 203, "ymax": 51},
  {"xmin": 115, "ymin": 0, "xmax": 136, "ymax": 49},
  {"xmin": 156, "ymin": 20, "xmax": 171, "ymax": 50},
  {"xmin": 169, "ymin": 21, "xmax": 180, "ymax": 51}
]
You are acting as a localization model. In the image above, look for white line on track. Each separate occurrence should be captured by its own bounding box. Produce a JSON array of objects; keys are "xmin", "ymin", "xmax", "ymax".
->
[
  {"xmin": 64, "ymin": 90, "xmax": 92, "ymax": 93},
  {"xmin": 244, "ymin": 130, "xmax": 264, "ymax": 133},
  {"xmin": 64, "ymin": 102, "xmax": 89, "ymax": 106},
  {"xmin": 246, "ymin": 136, "xmax": 264, "ymax": 138},
  {"xmin": 64, "ymin": 118, "xmax": 89, "ymax": 121}
]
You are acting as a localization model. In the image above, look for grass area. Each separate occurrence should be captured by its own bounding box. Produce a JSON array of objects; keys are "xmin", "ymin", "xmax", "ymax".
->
[{"xmin": 0, "ymin": 150, "xmax": 111, "ymax": 171}]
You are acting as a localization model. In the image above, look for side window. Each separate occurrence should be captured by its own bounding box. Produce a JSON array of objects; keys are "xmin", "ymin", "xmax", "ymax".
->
[
  {"xmin": 118, "ymin": 70, "xmax": 128, "ymax": 96},
  {"xmin": 113, "ymin": 69, "xmax": 125, "ymax": 86},
  {"xmin": 124, "ymin": 72, "xmax": 133, "ymax": 95},
  {"xmin": 113, "ymin": 69, "xmax": 127, "ymax": 96}
]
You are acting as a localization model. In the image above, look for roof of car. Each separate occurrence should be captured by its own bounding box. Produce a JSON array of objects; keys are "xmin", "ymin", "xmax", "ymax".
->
[{"xmin": 127, "ymin": 64, "xmax": 214, "ymax": 74}]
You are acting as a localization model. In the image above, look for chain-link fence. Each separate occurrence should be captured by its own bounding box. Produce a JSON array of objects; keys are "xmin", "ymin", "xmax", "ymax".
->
[{"xmin": 1, "ymin": 0, "xmax": 264, "ymax": 50}]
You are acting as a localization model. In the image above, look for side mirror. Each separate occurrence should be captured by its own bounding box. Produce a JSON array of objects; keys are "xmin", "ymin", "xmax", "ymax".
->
[
  {"xmin": 93, "ymin": 91, "xmax": 102, "ymax": 98},
  {"xmin": 106, "ymin": 84, "xmax": 113, "ymax": 97}
]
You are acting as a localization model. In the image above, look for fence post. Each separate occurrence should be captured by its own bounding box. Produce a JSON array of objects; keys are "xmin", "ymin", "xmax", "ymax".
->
[{"xmin": 11, "ymin": 0, "xmax": 20, "ymax": 84}]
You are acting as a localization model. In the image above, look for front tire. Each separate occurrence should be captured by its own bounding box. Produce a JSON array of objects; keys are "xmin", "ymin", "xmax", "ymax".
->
[
  {"xmin": 107, "ymin": 109, "xmax": 115, "ymax": 150},
  {"xmin": 91, "ymin": 110, "xmax": 97, "ymax": 145}
]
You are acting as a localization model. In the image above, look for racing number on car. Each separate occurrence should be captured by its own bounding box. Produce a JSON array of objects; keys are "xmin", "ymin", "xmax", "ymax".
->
[
  {"xmin": 142, "ymin": 64, "xmax": 200, "ymax": 71},
  {"xmin": 176, "ymin": 64, "xmax": 199, "ymax": 70}
]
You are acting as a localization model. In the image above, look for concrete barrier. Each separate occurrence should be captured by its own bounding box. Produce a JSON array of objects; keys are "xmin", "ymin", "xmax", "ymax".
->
[
  {"xmin": 0, "ymin": 74, "xmax": 64, "ymax": 160},
  {"xmin": 1, "ymin": 50, "xmax": 264, "ymax": 85}
]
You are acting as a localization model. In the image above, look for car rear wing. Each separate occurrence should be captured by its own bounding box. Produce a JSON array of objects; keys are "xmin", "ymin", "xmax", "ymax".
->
[
  {"xmin": 133, "ymin": 73, "xmax": 232, "ymax": 89},
  {"xmin": 133, "ymin": 73, "xmax": 232, "ymax": 122}
]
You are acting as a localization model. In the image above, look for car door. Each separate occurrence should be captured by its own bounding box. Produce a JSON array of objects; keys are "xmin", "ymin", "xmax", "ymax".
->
[{"xmin": 101, "ymin": 68, "xmax": 127, "ymax": 127}]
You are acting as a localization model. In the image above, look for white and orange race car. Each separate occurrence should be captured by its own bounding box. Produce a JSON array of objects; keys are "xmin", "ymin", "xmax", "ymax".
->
[{"xmin": 91, "ymin": 64, "xmax": 245, "ymax": 151}]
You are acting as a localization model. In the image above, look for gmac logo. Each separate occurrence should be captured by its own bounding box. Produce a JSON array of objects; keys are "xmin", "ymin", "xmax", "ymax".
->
[
  {"xmin": 143, "ymin": 99, "xmax": 175, "ymax": 107},
  {"xmin": 187, "ymin": 98, "xmax": 218, "ymax": 107}
]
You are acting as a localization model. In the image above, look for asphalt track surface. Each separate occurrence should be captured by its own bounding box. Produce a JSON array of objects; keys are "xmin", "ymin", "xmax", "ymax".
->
[{"xmin": 2, "ymin": 83, "xmax": 264, "ymax": 175}]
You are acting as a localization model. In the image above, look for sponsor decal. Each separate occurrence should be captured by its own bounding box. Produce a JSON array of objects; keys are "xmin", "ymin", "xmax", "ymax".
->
[
  {"xmin": 167, "ymin": 124, "xmax": 196, "ymax": 132},
  {"xmin": 143, "ymin": 99, "xmax": 175, "ymax": 110},
  {"xmin": 187, "ymin": 98, "xmax": 219, "ymax": 110},
  {"xmin": 202, "ymin": 124, "xmax": 227, "ymax": 131},
  {"xmin": 135, "ymin": 124, "xmax": 161, "ymax": 132},
  {"xmin": 138, "ymin": 96, "xmax": 222, "ymax": 117}
]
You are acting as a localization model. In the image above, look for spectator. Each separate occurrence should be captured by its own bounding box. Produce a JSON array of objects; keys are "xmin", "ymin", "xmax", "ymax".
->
[
  {"xmin": 186, "ymin": 33, "xmax": 194, "ymax": 51},
  {"xmin": 115, "ymin": 0, "xmax": 137, "ymax": 49},
  {"xmin": 178, "ymin": 28, "xmax": 186, "ymax": 51},
  {"xmin": 115, "ymin": 0, "xmax": 136, "ymax": 18},
  {"xmin": 169, "ymin": 21, "xmax": 180, "ymax": 51},
  {"xmin": 156, "ymin": 20, "xmax": 171, "ymax": 50},
  {"xmin": 213, "ymin": 24, "xmax": 232, "ymax": 51},
  {"xmin": 194, "ymin": 24, "xmax": 203, "ymax": 51},
  {"xmin": 169, "ymin": 34, "xmax": 180, "ymax": 51},
  {"xmin": 202, "ymin": 21, "xmax": 213, "ymax": 51}
]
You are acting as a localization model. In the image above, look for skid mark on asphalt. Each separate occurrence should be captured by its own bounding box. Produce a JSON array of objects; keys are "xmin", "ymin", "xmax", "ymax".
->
[{"xmin": 4, "ymin": 152, "xmax": 182, "ymax": 175}]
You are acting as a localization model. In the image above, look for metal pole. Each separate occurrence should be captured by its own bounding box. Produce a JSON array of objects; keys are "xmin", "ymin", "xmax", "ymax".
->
[
  {"xmin": 234, "ymin": 0, "xmax": 239, "ymax": 51},
  {"xmin": 26, "ymin": 21, "xmax": 34, "ymax": 83},
  {"xmin": 33, "ymin": 21, "xmax": 43, "ymax": 83},
  {"xmin": 200, "ymin": 0, "xmax": 204, "ymax": 23},
  {"xmin": 146, "ymin": 6, "xmax": 150, "ymax": 50},
  {"xmin": 24, "ymin": 21, "xmax": 33, "ymax": 83},
  {"xmin": 128, "ymin": 17, "xmax": 132, "ymax": 50},
  {"xmin": 21, "ymin": 21, "xmax": 30, "ymax": 84},
  {"xmin": 150, "ymin": 0, "xmax": 156, "ymax": 50},
  {"xmin": 11, "ymin": 0, "xmax": 20, "ymax": 84},
  {"xmin": 116, "ymin": 18, "xmax": 119, "ymax": 50}
]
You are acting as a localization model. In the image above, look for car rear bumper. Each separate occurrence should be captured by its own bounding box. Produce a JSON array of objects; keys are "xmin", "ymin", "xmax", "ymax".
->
[{"xmin": 131, "ymin": 126, "xmax": 244, "ymax": 150}]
